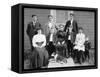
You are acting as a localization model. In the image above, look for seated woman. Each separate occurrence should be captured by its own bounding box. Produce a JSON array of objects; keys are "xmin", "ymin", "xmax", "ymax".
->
[
  {"xmin": 73, "ymin": 27, "xmax": 86, "ymax": 64},
  {"xmin": 32, "ymin": 28, "xmax": 49, "ymax": 68}
]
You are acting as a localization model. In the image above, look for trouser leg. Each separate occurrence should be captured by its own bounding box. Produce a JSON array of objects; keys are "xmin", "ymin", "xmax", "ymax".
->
[
  {"xmin": 29, "ymin": 38, "xmax": 33, "ymax": 51},
  {"xmin": 77, "ymin": 51, "xmax": 81, "ymax": 64},
  {"xmin": 62, "ymin": 47, "xmax": 67, "ymax": 57},
  {"xmin": 85, "ymin": 49, "xmax": 90, "ymax": 61},
  {"xmin": 47, "ymin": 42, "xmax": 56, "ymax": 58},
  {"xmin": 73, "ymin": 49, "xmax": 78, "ymax": 63},
  {"xmin": 78, "ymin": 50, "xmax": 84, "ymax": 64},
  {"xmin": 67, "ymin": 40, "xmax": 72, "ymax": 57},
  {"xmin": 81, "ymin": 51, "xmax": 85, "ymax": 63}
]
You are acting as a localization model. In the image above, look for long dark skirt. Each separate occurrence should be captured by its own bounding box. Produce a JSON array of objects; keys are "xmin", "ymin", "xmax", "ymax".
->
[
  {"xmin": 32, "ymin": 47, "xmax": 49, "ymax": 68},
  {"xmin": 30, "ymin": 49, "xmax": 38, "ymax": 69}
]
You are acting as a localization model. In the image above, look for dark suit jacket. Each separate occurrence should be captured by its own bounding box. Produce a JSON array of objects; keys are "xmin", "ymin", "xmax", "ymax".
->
[
  {"xmin": 27, "ymin": 22, "xmax": 41, "ymax": 39},
  {"xmin": 64, "ymin": 20, "xmax": 78, "ymax": 43},
  {"xmin": 26, "ymin": 22, "xmax": 41, "ymax": 48}
]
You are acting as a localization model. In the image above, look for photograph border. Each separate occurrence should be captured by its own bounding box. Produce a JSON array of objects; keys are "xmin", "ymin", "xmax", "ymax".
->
[{"xmin": 19, "ymin": 3, "xmax": 98, "ymax": 73}]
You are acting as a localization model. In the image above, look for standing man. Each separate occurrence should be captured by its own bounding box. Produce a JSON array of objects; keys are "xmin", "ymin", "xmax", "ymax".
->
[
  {"xmin": 26, "ymin": 15, "xmax": 41, "ymax": 50},
  {"xmin": 43, "ymin": 15, "xmax": 57, "ymax": 58},
  {"xmin": 64, "ymin": 11, "xmax": 78, "ymax": 57}
]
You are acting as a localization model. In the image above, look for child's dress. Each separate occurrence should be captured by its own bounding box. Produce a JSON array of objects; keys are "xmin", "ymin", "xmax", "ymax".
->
[{"xmin": 74, "ymin": 33, "xmax": 85, "ymax": 51}]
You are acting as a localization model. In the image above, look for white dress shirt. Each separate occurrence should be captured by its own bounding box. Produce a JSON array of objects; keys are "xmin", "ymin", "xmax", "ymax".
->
[
  {"xmin": 49, "ymin": 34, "xmax": 53, "ymax": 42},
  {"xmin": 68, "ymin": 20, "xmax": 73, "ymax": 40},
  {"xmin": 48, "ymin": 22, "xmax": 54, "ymax": 42},
  {"xmin": 32, "ymin": 34, "xmax": 46, "ymax": 48},
  {"xmin": 74, "ymin": 33, "xmax": 85, "ymax": 51},
  {"xmin": 48, "ymin": 22, "xmax": 53, "ymax": 29}
]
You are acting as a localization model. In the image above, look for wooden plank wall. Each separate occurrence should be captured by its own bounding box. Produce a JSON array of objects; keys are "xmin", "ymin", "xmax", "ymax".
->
[
  {"xmin": 24, "ymin": 9, "xmax": 95, "ymax": 50},
  {"xmin": 74, "ymin": 11, "xmax": 94, "ymax": 48},
  {"xmin": 24, "ymin": 8, "xmax": 50, "ymax": 50}
]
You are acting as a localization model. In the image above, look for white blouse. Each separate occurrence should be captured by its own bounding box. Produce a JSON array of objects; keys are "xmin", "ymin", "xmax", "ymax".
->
[
  {"xmin": 32, "ymin": 34, "xmax": 46, "ymax": 48},
  {"xmin": 74, "ymin": 33, "xmax": 85, "ymax": 51}
]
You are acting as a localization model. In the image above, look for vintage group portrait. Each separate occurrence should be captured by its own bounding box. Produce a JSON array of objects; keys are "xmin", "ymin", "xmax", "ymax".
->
[{"xmin": 24, "ymin": 7, "xmax": 97, "ymax": 70}]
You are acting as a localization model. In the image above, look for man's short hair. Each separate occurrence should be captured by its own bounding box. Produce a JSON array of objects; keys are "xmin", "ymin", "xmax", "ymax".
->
[
  {"xmin": 78, "ymin": 27, "xmax": 83, "ymax": 30},
  {"xmin": 48, "ymin": 15, "xmax": 53, "ymax": 18},
  {"xmin": 69, "ymin": 11, "xmax": 74, "ymax": 16},
  {"xmin": 32, "ymin": 15, "xmax": 37, "ymax": 17}
]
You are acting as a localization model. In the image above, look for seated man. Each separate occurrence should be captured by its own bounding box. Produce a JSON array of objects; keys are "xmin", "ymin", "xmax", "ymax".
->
[
  {"xmin": 73, "ymin": 27, "xmax": 86, "ymax": 64},
  {"xmin": 52, "ymin": 24, "xmax": 67, "ymax": 63},
  {"xmin": 56, "ymin": 30, "xmax": 67, "ymax": 57},
  {"xmin": 32, "ymin": 28, "xmax": 49, "ymax": 68}
]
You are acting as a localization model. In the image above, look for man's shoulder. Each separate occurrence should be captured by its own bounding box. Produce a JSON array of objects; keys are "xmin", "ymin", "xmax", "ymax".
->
[
  {"xmin": 36, "ymin": 22, "xmax": 40, "ymax": 25},
  {"xmin": 73, "ymin": 20, "xmax": 77, "ymax": 23},
  {"xmin": 28, "ymin": 22, "xmax": 33, "ymax": 26},
  {"xmin": 44, "ymin": 23, "xmax": 48, "ymax": 28},
  {"xmin": 66, "ymin": 20, "xmax": 70, "ymax": 23},
  {"xmin": 28, "ymin": 22, "xmax": 32, "ymax": 24}
]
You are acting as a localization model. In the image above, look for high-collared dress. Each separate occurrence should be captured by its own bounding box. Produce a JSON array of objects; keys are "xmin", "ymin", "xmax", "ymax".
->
[
  {"xmin": 32, "ymin": 34, "xmax": 49, "ymax": 68},
  {"xmin": 74, "ymin": 33, "xmax": 86, "ymax": 51}
]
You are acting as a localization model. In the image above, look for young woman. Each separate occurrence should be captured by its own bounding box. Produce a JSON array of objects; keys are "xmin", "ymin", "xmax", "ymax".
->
[{"xmin": 32, "ymin": 28, "xmax": 49, "ymax": 68}]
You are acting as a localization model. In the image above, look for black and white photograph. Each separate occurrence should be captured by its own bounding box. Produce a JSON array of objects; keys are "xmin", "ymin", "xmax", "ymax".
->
[
  {"xmin": 0, "ymin": 0, "xmax": 100, "ymax": 76},
  {"xmin": 24, "ymin": 7, "xmax": 97, "ymax": 70}
]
